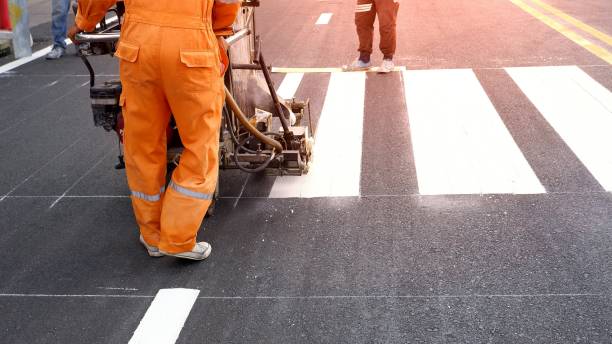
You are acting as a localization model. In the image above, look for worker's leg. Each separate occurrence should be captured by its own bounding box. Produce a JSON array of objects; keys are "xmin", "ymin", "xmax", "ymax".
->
[
  {"xmin": 158, "ymin": 37, "xmax": 224, "ymax": 254},
  {"xmin": 116, "ymin": 39, "xmax": 171, "ymax": 249},
  {"xmin": 375, "ymin": 0, "xmax": 400, "ymax": 59},
  {"xmin": 50, "ymin": 0, "xmax": 71, "ymax": 49},
  {"xmin": 355, "ymin": 0, "xmax": 377, "ymax": 62}
]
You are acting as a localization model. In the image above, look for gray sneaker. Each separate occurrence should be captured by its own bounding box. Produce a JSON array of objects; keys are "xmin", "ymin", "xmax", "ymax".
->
[
  {"xmin": 45, "ymin": 46, "xmax": 65, "ymax": 60},
  {"xmin": 342, "ymin": 59, "xmax": 372, "ymax": 72},
  {"xmin": 140, "ymin": 235, "xmax": 164, "ymax": 258},
  {"xmin": 160, "ymin": 242, "xmax": 212, "ymax": 261}
]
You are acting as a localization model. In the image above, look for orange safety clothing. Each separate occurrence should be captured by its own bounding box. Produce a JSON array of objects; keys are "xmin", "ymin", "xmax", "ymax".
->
[
  {"xmin": 355, "ymin": 0, "xmax": 399, "ymax": 59},
  {"xmin": 76, "ymin": 0, "xmax": 241, "ymax": 254}
]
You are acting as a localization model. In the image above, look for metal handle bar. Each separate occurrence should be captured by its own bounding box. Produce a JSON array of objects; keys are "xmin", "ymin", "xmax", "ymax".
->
[
  {"xmin": 75, "ymin": 31, "xmax": 120, "ymax": 43},
  {"xmin": 76, "ymin": 27, "xmax": 249, "ymax": 46}
]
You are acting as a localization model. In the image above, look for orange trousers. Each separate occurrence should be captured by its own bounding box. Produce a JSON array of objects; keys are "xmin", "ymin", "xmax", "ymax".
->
[
  {"xmin": 355, "ymin": 0, "xmax": 400, "ymax": 59},
  {"xmin": 77, "ymin": 0, "xmax": 239, "ymax": 254}
]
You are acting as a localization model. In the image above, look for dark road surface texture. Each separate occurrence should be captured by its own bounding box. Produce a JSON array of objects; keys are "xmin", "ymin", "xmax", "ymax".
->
[{"xmin": 1, "ymin": 0, "xmax": 611, "ymax": 342}]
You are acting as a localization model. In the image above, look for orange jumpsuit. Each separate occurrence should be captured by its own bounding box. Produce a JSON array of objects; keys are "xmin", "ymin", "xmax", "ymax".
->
[{"xmin": 76, "ymin": 0, "xmax": 241, "ymax": 254}]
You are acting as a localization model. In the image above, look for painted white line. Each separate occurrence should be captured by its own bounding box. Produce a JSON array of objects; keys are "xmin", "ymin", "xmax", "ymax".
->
[
  {"xmin": 402, "ymin": 69, "xmax": 545, "ymax": 195},
  {"xmin": 507, "ymin": 65, "xmax": 612, "ymax": 191},
  {"xmin": 0, "ymin": 15, "xmax": 117, "ymax": 74},
  {"xmin": 0, "ymin": 137, "xmax": 84, "ymax": 202},
  {"xmin": 271, "ymin": 66, "xmax": 406, "ymax": 74},
  {"xmin": 0, "ymin": 39, "xmax": 69, "ymax": 74},
  {"xmin": 97, "ymin": 287, "xmax": 139, "ymax": 291},
  {"xmin": 0, "ymin": 292, "xmax": 607, "ymax": 299},
  {"xmin": 49, "ymin": 148, "xmax": 113, "ymax": 209},
  {"xmin": 233, "ymin": 174, "xmax": 250, "ymax": 208},
  {"xmin": 276, "ymin": 73, "xmax": 304, "ymax": 100},
  {"xmin": 129, "ymin": 289, "xmax": 199, "ymax": 344},
  {"xmin": 315, "ymin": 12, "xmax": 333, "ymax": 25},
  {"xmin": 270, "ymin": 72, "xmax": 366, "ymax": 198}
]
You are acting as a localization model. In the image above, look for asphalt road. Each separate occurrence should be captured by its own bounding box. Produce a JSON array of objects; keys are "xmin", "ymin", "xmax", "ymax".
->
[{"xmin": 1, "ymin": 0, "xmax": 612, "ymax": 343}]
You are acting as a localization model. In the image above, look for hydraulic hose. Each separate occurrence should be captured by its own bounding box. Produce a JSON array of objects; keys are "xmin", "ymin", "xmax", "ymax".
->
[{"xmin": 224, "ymin": 85, "xmax": 283, "ymax": 153}]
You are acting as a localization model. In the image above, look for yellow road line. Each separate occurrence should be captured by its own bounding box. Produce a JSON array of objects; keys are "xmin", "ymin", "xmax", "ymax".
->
[
  {"xmin": 271, "ymin": 66, "xmax": 407, "ymax": 74},
  {"xmin": 530, "ymin": 0, "xmax": 612, "ymax": 47},
  {"xmin": 509, "ymin": 0, "xmax": 612, "ymax": 64}
]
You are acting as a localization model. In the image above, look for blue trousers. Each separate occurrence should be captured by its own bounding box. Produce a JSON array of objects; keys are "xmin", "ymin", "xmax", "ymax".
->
[{"xmin": 51, "ymin": 0, "xmax": 71, "ymax": 48}]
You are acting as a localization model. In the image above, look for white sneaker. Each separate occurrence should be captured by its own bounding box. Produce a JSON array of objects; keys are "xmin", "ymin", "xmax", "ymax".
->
[
  {"xmin": 140, "ymin": 235, "xmax": 164, "ymax": 257},
  {"xmin": 342, "ymin": 59, "xmax": 372, "ymax": 72},
  {"xmin": 160, "ymin": 242, "xmax": 212, "ymax": 261},
  {"xmin": 379, "ymin": 59, "xmax": 395, "ymax": 73},
  {"xmin": 45, "ymin": 46, "xmax": 65, "ymax": 60}
]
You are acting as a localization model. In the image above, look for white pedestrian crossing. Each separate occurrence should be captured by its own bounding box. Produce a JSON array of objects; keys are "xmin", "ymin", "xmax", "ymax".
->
[
  {"xmin": 402, "ymin": 69, "xmax": 545, "ymax": 195},
  {"xmin": 270, "ymin": 72, "xmax": 366, "ymax": 198},
  {"xmin": 128, "ymin": 289, "xmax": 199, "ymax": 344},
  {"xmin": 507, "ymin": 65, "xmax": 612, "ymax": 192},
  {"xmin": 276, "ymin": 72, "xmax": 304, "ymax": 100},
  {"xmin": 265, "ymin": 65, "xmax": 611, "ymax": 198}
]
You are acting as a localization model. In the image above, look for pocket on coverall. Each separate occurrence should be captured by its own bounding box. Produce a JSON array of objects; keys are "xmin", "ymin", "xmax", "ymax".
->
[
  {"xmin": 115, "ymin": 41, "xmax": 141, "ymax": 84},
  {"xmin": 178, "ymin": 49, "xmax": 219, "ymax": 92}
]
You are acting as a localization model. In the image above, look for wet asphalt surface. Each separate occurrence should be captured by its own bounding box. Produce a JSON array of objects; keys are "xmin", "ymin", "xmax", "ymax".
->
[{"xmin": 1, "ymin": 0, "xmax": 612, "ymax": 343}]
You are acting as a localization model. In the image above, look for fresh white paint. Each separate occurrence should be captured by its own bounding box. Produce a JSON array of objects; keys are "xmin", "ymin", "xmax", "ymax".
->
[
  {"xmin": 0, "ymin": 16, "xmax": 117, "ymax": 74},
  {"xmin": 276, "ymin": 73, "xmax": 304, "ymax": 100},
  {"xmin": 315, "ymin": 13, "xmax": 333, "ymax": 25},
  {"xmin": 128, "ymin": 289, "xmax": 199, "ymax": 344},
  {"xmin": 507, "ymin": 65, "xmax": 612, "ymax": 191},
  {"xmin": 270, "ymin": 72, "xmax": 366, "ymax": 198},
  {"xmin": 402, "ymin": 69, "xmax": 545, "ymax": 195}
]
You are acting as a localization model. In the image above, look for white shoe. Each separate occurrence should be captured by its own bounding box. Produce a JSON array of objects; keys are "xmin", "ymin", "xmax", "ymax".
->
[
  {"xmin": 140, "ymin": 235, "xmax": 164, "ymax": 257},
  {"xmin": 342, "ymin": 59, "xmax": 372, "ymax": 72},
  {"xmin": 160, "ymin": 242, "xmax": 212, "ymax": 261},
  {"xmin": 45, "ymin": 46, "xmax": 65, "ymax": 60},
  {"xmin": 379, "ymin": 59, "xmax": 395, "ymax": 73}
]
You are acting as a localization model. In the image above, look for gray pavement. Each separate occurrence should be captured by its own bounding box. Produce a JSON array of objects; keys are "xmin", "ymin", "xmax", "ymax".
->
[{"xmin": 1, "ymin": 0, "xmax": 612, "ymax": 343}]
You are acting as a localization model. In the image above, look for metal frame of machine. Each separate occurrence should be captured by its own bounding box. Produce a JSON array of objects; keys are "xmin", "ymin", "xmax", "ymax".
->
[{"xmin": 75, "ymin": 0, "xmax": 314, "ymax": 181}]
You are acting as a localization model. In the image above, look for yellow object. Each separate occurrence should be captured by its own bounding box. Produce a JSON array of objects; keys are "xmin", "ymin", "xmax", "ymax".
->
[
  {"xmin": 77, "ymin": 0, "xmax": 240, "ymax": 254},
  {"xmin": 508, "ymin": 0, "xmax": 612, "ymax": 65},
  {"xmin": 529, "ymin": 0, "xmax": 612, "ymax": 47}
]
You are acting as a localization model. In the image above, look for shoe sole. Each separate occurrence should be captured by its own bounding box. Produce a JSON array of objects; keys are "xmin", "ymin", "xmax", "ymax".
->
[
  {"xmin": 140, "ymin": 237, "xmax": 164, "ymax": 258},
  {"xmin": 160, "ymin": 245, "xmax": 212, "ymax": 261},
  {"xmin": 146, "ymin": 250, "xmax": 164, "ymax": 258}
]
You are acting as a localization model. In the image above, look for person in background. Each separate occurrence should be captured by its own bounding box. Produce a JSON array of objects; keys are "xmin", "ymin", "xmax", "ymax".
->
[
  {"xmin": 344, "ymin": 0, "xmax": 400, "ymax": 73},
  {"xmin": 46, "ymin": 0, "xmax": 72, "ymax": 59}
]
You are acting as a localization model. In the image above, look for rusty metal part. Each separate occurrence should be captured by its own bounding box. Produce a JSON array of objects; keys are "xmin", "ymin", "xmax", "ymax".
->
[{"xmin": 224, "ymin": 86, "xmax": 283, "ymax": 153}]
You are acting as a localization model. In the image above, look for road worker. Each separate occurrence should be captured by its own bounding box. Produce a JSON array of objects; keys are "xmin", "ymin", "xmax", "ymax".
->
[
  {"xmin": 68, "ymin": 0, "xmax": 241, "ymax": 260},
  {"xmin": 344, "ymin": 0, "xmax": 400, "ymax": 73}
]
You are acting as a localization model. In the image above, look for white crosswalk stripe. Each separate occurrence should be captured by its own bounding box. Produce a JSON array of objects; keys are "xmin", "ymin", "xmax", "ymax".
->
[
  {"xmin": 129, "ymin": 288, "xmax": 199, "ymax": 344},
  {"xmin": 276, "ymin": 72, "xmax": 304, "ymax": 100},
  {"xmin": 270, "ymin": 72, "xmax": 366, "ymax": 198},
  {"xmin": 265, "ymin": 65, "xmax": 611, "ymax": 198},
  {"xmin": 402, "ymin": 68, "xmax": 545, "ymax": 195},
  {"xmin": 507, "ymin": 66, "xmax": 612, "ymax": 192}
]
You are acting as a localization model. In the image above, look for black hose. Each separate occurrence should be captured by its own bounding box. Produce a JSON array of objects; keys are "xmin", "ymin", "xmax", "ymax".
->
[
  {"xmin": 231, "ymin": 145, "xmax": 276, "ymax": 174},
  {"xmin": 224, "ymin": 86, "xmax": 283, "ymax": 153},
  {"xmin": 80, "ymin": 55, "xmax": 95, "ymax": 87},
  {"xmin": 223, "ymin": 102, "xmax": 279, "ymax": 173}
]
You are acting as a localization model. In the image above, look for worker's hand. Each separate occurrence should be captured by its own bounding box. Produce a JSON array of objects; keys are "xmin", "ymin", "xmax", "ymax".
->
[
  {"xmin": 67, "ymin": 25, "xmax": 83, "ymax": 43},
  {"xmin": 217, "ymin": 37, "xmax": 229, "ymax": 52}
]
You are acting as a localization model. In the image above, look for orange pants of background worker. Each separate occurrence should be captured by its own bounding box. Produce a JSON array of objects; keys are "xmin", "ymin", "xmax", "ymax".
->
[
  {"xmin": 76, "ymin": 0, "xmax": 240, "ymax": 254},
  {"xmin": 355, "ymin": 0, "xmax": 399, "ymax": 60}
]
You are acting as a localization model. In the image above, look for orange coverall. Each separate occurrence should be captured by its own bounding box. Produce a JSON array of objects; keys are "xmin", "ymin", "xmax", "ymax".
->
[
  {"xmin": 355, "ymin": 0, "xmax": 399, "ymax": 59},
  {"xmin": 76, "ymin": 0, "xmax": 241, "ymax": 254}
]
